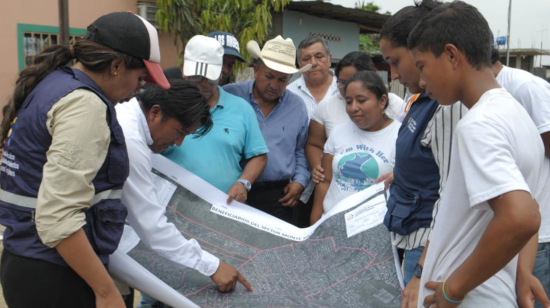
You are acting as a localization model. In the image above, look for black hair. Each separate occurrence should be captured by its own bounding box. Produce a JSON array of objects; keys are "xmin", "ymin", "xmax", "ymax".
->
[
  {"xmin": 408, "ymin": 1, "xmax": 492, "ymax": 70},
  {"xmin": 297, "ymin": 36, "xmax": 331, "ymax": 61},
  {"xmin": 138, "ymin": 79, "xmax": 213, "ymax": 138},
  {"xmin": 490, "ymin": 47, "xmax": 500, "ymax": 64},
  {"xmin": 344, "ymin": 71, "xmax": 389, "ymax": 110},
  {"xmin": 335, "ymin": 51, "xmax": 376, "ymax": 78},
  {"xmin": 379, "ymin": 0, "xmax": 440, "ymax": 48},
  {"xmin": 0, "ymin": 39, "xmax": 145, "ymax": 147}
]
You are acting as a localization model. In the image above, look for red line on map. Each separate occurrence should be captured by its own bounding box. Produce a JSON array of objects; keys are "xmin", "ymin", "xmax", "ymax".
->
[
  {"xmin": 178, "ymin": 228, "xmax": 251, "ymax": 260},
  {"xmin": 168, "ymin": 206, "xmax": 261, "ymax": 250},
  {"xmin": 305, "ymin": 255, "xmax": 393, "ymax": 299}
]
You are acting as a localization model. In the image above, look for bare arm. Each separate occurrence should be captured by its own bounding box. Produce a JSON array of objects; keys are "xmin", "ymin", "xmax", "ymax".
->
[
  {"xmin": 540, "ymin": 132, "xmax": 550, "ymax": 159},
  {"xmin": 240, "ymin": 154, "xmax": 267, "ymax": 184},
  {"xmin": 516, "ymin": 223, "xmax": 550, "ymax": 308},
  {"xmin": 310, "ymin": 154, "xmax": 333, "ymax": 225},
  {"xmin": 423, "ymin": 190, "xmax": 540, "ymax": 307},
  {"xmin": 305, "ymin": 121, "xmax": 327, "ymax": 184},
  {"xmin": 227, "ymin": 154, "xmax": 267, "ymax": 204},
  {"xmin": 56, "ymin": 229, "xmax": 125, "ymax": 308},
  {"xmin": 401, "ymin": 240, "xmax": 429, "ymax": 308}
]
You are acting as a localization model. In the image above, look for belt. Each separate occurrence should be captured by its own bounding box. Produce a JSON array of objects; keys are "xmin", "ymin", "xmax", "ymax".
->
[{"xmin": 251, "ymin": 180, "xmax": 289, "ymax": 191}]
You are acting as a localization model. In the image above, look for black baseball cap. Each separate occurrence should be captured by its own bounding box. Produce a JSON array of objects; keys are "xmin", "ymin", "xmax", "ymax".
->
[
  {"xmin": 207, "ymin": 31, "xmax": 245, "ymax": 62},
  {"xmin": 85, "ymin": 12, "xmax": 170, "ymax": 89}
]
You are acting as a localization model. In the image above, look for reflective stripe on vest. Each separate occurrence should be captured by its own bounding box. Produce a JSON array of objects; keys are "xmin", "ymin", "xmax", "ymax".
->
[{"xmin": 0, "ymin": 189, "xmax": 122, "ymax": 209}]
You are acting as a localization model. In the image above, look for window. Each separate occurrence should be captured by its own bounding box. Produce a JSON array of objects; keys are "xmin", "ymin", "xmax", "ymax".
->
[
  {"xmin": 23, "ymin": 32, "xmax": 83, "ymax": 68},
  {"xmin": 17, "ymin": 24, "xmax": 87, "ymax": 71}
]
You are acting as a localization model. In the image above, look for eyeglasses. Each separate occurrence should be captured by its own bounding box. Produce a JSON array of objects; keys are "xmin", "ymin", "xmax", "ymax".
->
[
  {"xmin": 187, "ymin": 75, "xmax": 220, "ymax": 84},
  {"xmin": 337, "ymin": 78, "xmax": 347, "ymax": 89}
]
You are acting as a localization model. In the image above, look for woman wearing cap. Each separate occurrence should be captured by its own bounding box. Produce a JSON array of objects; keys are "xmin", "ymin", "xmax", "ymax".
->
[{"xmin": 0, "ymin": 12, "xmax": 169, "ymax": 308}]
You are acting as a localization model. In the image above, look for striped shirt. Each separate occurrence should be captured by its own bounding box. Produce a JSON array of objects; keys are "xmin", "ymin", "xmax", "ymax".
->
[{"xmin": 394, "ymin": 101, "xmax": 468, "ymax": 249}]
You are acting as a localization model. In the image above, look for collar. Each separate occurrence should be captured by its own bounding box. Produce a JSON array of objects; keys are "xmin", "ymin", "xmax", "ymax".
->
[
  {"xmin": 296, "ymin": 69, "xmax": 336, "ymax": 90},
  {"xmin": 211, "ymin": 86, "xmax": 226, "ymax": 111},
  {"xmin": 248, "ymin": 80, "xmax": 285, "ymax": 105},
  {"xmin": 131, "ymin": 98, "xmax": 154, "ymax": 146}
]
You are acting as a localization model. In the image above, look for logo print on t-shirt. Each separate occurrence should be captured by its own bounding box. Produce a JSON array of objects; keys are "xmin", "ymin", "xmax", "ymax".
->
[
  {"xmin": 407, "ymin": 117, "xmax": 417, "ymax": 133},
  {"xmin": 6, "ymin": 117, "xmax": 18, "ymax": 147},
  {"xmin": 335, "ymin": 152, "xmax": 379, "ymax": 192},
  {"xmin": 224, "ymin": 128, "xmax": 229, "ymax": 134}
]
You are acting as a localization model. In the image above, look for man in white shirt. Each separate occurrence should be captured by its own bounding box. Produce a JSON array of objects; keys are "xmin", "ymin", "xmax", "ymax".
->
[
  {"xmin": 287, "ymin": 36, "xmax": 338, "ymax": 120},
  {"xmin": 115, "ymin": 80, "xmax": 253, "ymax": 302},
  {"xmin": 287, "ymin": 36, "xmax": 339, "ymax": 226},
  {"xmin": 409, "ymin": 2, "xmax": 542, "ymax": 307},
  {"xmin": 491, "ymin": 44, "xmax": 550, "ymax": 308}
]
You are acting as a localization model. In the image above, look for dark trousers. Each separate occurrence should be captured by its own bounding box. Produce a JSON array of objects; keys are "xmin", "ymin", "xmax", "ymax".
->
[
  {"xmin": 294, "ymin": 192, "xmax": 314, "ymax": 228},
  {"xmin": 0, "ymin": 249, "xmax": 96, "ymax": 308},
  {"xmin": 123, "ymin": 288, "xmax": 135, "ymax": 308},
  {"xmin": 247, "ymin": 181, "xmax": 294, "ymax": 224}
]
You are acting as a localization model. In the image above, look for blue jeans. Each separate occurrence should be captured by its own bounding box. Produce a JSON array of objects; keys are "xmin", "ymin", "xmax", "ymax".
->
[
  {"xmin": 534, "ymin": 242, "xmax": 550, "ymax": 308},
  {"xmin": 138, "ymin": 293, "xmax": 171, "ymax": 308},
  {"xmin": 403, "ymin": 246, "xmax": 424, "ymax": 286}
]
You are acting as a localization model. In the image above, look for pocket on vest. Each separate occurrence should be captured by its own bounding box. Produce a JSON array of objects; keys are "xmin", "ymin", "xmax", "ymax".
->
[
  {"xmin": 107, "ymin": 127, "xmax": 129, "ymax": 185},
  {"xmin": 85, "ymin": 199, "xmax": 127, "ymax": 255},
  {"xmin": 384, "ymin": 192, "xmax": 419, "ymax": 235}
]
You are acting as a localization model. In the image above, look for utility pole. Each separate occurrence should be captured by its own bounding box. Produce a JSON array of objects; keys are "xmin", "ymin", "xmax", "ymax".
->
[
  {"xmin": 58, "ymin": 0, "xmax": 69, "ymax": 46},
  {"xmin": 536, "ymin": 24, "xmax": 548, "ymax": 67},
  {"xmin": 506, "ymin": 0, "xmax": 512, "ymax": 66}
]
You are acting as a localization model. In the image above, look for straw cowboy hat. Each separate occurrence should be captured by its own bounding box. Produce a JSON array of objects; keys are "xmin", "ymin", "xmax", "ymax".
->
[{"xmin": 247, "ymin": 36, "xmax": 312, "ymax": 75}]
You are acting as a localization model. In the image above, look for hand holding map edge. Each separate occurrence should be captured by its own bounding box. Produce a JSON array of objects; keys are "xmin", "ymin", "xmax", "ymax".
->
[{"xmin": 279, "ymin": 182, "xmax": 304, "ymax": 207}]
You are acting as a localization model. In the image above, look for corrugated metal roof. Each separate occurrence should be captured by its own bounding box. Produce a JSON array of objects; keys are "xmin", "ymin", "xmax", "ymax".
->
[{"xmin": 286, "ymin": 1, "xmax": 390, "ymax": 34}]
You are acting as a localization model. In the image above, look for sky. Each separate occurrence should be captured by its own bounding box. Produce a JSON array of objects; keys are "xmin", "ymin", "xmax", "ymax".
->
[{"xmin": 327, "ymin": 0, "xmax": 550, "ymax": 65}]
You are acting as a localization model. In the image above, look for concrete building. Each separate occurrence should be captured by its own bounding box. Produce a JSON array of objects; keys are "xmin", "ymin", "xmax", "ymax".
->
[
  {"xmin": 0, "ymin": 0, "xmax": 179, "ymax": 103},
  {"xmin": 497, "ymin": 48, "xmax": 550, "ymax": 73},
  {"xmin": 1, "ymin": 1, "xmax": 391, "ymax": 103},
  {"xmin": 271, "ymin": 2, "xmax": 389, "ymax": 62}
]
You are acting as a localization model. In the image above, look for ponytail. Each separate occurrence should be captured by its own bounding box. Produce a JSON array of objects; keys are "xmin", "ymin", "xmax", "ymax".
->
[
  {"xmin": 0, "ymin": 39, "xmax": 145, "ymax": 148},
  {"xmin": 1, "ymin": 45, "xmax": 73, "ymax": 147}
]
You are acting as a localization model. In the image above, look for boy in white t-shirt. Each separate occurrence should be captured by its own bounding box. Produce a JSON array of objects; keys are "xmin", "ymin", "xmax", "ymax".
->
[
  {"xmin": 408, "ymin": 2, "xmax": 544, "ymax": 307},
  {"xmin": 491, "ymin": 42, "xmax": 550, "ymax": 308}
]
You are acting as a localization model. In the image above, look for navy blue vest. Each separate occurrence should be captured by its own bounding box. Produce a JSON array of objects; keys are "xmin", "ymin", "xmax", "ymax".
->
[
  {"xmin": 383, "ymin": 94, "xmax": 440, "ymax": 236},
  {"xmin": 0, "ymin": 67, "xmax": 129, "ymax": 266}
]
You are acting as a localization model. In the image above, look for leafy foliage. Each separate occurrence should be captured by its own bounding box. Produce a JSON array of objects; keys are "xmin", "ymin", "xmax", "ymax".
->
[
  {"xmin": 156, "ymin": 0, "xmax": 291, "ymax": 67},
  {"xmin": 354, "ymin": 1, "xmax": 390, "ymax": 55}
]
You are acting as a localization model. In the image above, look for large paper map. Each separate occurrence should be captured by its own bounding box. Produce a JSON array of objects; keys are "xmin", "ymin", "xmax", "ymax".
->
[{"xmin": 110, "ymin": 156, "xmax": 402, "ymax": 308}]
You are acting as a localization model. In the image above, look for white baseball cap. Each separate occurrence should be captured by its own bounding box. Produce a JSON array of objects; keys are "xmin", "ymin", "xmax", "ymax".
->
[{"xmin": 183, "ymin": 35, "xmax": 224, "ymax": 81}]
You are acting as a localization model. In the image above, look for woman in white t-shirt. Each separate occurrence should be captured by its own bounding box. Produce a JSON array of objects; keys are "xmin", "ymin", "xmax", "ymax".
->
[
  {"xmin": 310, "ymin": 71, "xmax": 400, "ymax": 224},
  {"xmin": 305, "ymin": 51, "xmax": 404, "ymax": 185}
]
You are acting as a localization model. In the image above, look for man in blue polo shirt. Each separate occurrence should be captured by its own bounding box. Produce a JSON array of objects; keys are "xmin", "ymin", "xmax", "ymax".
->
[
  {"xmin": 224, "ymin": 36, "xmax": 312, "ymax": 224},
  {"xmin": 164, "ymin": 31, "xmax": 245, "ymax": 87},
  {"xmin": 163, "ymin": 35, "xmax": 268, "ymax": 204}
]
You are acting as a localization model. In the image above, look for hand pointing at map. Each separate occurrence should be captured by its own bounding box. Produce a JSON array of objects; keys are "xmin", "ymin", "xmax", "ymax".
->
[{"xmin": 210, "ymin": 261, "xmax": 253, "ymax": 292}]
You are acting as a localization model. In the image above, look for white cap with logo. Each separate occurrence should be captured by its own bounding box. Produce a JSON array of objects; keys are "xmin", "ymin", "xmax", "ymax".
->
[{"xmin": 183, "ymin": 35, "xmax": 224, "ymax": 80}]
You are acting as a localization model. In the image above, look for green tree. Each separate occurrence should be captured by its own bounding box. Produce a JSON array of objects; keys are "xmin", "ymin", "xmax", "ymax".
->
[
  {"xmin": 155, "ymin": 0, "xmax": 291, "ymax": 66},
  {"xmin": 355, "ymin": 1, "xmax": 390, "ymax": 55}
]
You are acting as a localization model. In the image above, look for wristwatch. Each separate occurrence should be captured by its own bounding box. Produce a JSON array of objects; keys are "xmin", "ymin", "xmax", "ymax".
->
[
  {"xmin": 414, "ymin": 263, "xmax": 423, "ymax": 279},
  {"xmin": 237, "ymin": 179, "xmax": 251, "ymax": 192}
]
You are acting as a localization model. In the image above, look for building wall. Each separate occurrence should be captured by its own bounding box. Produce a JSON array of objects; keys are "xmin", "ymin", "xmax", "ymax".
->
[
  {"xmin": 281, "ymin": 10, "xmax": 359, "ymax": 62},
  {"xmin": 0, "ymin": 0, "xmax": 180, "ymax": 106},
  {"xmin": 498, "ymin": 55, "xmax": 536, "ymax": 72}
]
